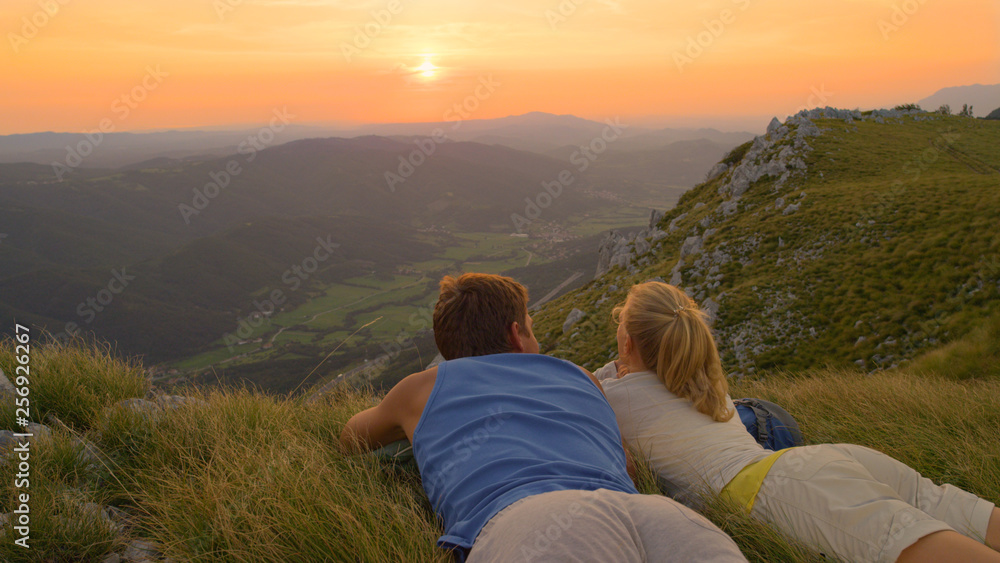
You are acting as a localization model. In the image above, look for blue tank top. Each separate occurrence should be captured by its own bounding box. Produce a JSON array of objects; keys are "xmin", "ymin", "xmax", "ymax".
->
[{"xmin": 412, "ymin": 353, "xmax": 637, "ymax": 557}]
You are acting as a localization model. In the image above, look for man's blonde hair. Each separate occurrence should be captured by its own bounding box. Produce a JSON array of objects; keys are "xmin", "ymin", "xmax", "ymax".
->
[{"xmin": 613, "ymin": 282, "xmax": 733, "ymax": 422}]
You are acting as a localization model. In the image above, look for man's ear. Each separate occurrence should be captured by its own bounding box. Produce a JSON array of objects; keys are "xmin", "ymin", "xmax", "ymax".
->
[{"xmin": 508, "ymin": 321, "xmax": 525, "ymax": 353}]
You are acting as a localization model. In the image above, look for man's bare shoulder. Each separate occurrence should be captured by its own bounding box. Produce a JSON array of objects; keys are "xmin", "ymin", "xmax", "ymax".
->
[
  {"xmin": 384, "ymin": 366, "xmax": 439, "ymax": 439},
  {"xmin": 396, "ymin": 365, "xmax": 438, "ymax": 391},
  {"xmin": 385, "ymin": 366, "xmax": 438, "ymax": 410}
]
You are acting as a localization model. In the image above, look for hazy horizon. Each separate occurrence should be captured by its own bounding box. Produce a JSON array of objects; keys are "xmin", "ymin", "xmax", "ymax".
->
[{"xmin": 2, "ymin": 0, "xmax": 998, "ymax": 135}]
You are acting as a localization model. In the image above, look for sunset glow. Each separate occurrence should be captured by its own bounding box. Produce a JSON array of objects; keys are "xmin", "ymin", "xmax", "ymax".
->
[{"xmin": 1, "ymin": 0, "xmax": 997, "ymax": 133}]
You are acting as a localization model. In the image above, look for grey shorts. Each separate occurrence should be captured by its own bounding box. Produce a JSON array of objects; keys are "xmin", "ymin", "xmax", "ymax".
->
[{"xmin": 467, "ymin": 488, "xmax": 746, "ymax": 563}]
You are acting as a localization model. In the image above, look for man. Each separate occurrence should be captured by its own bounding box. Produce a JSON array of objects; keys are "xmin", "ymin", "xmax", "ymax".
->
[{"xmin": 341, "ymin": 273, "xmax": 745, "ymax": 562}]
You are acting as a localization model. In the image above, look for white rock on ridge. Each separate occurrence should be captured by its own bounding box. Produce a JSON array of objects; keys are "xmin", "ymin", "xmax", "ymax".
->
[
  {"xmin": 716, "ymin": 116, "xmax": 817, "ymax": 201},
  {"xmin": 706, "ymin": 162, "xmax": 729, "ymax": 181},
  {"xmin": 595, "ymin": 209, "xmax": 669, "ymax": 277},
  {"xmin": 718, "ymin": 200, "xmax": 739, "ymax": 216},
  {"xmin": 680, "ymin": 236, "xmax": 704, "ymax": 258},
  {"xmin": 595, "ymin": 230, "xmax": 635, "ymax": 277},
  {"xmin": 701, "ymin": 297, "xmax": 720, "ymax": 325},
  {"xmin": 669, "ymin": 261, "xmax": 683, "ymax": 286},
  {"xmin": 668, "ymin": 213, "xmax": 688, "ymax": 233},
  {"xmin": 562, "ymin": 308, "xmax": 586, "ymax": 333},
  {"xmin": 783, "ymin": 202, "xmax": 801, "ymax": 215}
]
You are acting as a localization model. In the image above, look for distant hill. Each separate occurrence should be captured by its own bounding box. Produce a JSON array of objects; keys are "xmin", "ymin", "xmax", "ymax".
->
[
  {"xmin": 0, "ymin": 112, "xmax": 753, "ymax": 169},
  {"xmin": 359, "ymin": 111, "xmax": 754, "ymax": 154},
  {"xmin": 918, "ymin": 83, "xmax": 1000, "ymax": 117},
  {"xmin": 534, "ymin": 108, "xmax": 1000, "ymax": 375},
  {"xmin": 0, "ymin": 125, "xmax": 336, "ymax": 169},
  {"xmin": 0, "ymin": 136, "xmax": 594, "ymax": 237}
]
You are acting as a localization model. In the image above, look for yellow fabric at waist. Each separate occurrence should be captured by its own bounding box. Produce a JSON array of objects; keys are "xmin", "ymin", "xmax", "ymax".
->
[{"xmin": 720, "ymin": 448, "xmax": 792, "ymax": 512}]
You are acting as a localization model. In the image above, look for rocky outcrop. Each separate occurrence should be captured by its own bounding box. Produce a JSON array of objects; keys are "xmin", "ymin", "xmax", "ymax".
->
[
  {"xmin": 715, "ymin": 114, "xmax": 816, "ymax": 203},
  {"xmin": 596, "ymin": 210, "xmax": 669, "ymax": 277},
  {"xmin": 562, "ymin": 308, "xmax": 586, "ymax": 333}
]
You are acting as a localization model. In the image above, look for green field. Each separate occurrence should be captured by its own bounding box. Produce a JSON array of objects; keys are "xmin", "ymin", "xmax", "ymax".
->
[{"xmin": 163, "ymin": 202, "xmax": 661, "ymax": 384}]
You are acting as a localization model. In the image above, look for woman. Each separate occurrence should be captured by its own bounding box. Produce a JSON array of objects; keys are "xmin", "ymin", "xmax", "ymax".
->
[{"xmin": 596, "ymin": 281, "xmax": 1000, "ymax": 563}]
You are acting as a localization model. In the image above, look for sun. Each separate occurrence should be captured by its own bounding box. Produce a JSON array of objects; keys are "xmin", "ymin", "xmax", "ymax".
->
[{"xmin": 416, "ymin": 60, "xmax": 437, "ymax": 78}]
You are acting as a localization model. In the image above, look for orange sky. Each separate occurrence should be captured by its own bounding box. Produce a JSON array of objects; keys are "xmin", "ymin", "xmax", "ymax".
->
[{"xmin": 1, "ymin": 0, "xmax": 997, "ymax": 134}]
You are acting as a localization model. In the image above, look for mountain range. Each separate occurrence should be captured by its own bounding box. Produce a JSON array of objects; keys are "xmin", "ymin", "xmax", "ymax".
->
[{"xmin": 0, "ymin": 112, "xmax": 753, "ymax": 170}]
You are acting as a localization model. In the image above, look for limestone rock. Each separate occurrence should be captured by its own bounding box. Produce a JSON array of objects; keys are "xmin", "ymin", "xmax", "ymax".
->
[
  {"xmin": 680, "ymin": 236, "xmax": 704, "ymax": 258},
  {"xmin": 667, "ymin": 213, "xmax": 688, "ymax": 233},
  {"xmin": 155, "ymin": 395, "xmax": 207, "ymax": 410},
  {"xmin": 562, "ymin": 309, "xmax": 586, "ymax": 333},
  {"xmin": 595, "ymin": 209, "xmax": 670, "ymax": 277},
  {"xmin": 702, "ymin": 297, "xmax": 720, "ymax": 325},
  {"xmin": 0, "ymin": 367, "xmax": 15, "ymax": 399},
  {"xmin": 718, "ymin": 200, "xmax": 739, "ymax": 216},
  {"xmin": 647, "ymin": 209, "xmax": 665, "ymax": 229},
  {"xmin": 123, "ymin": 540, "xmax": 160, "ymax": 562},
  {"xmin": 706, "ymin": 162, "xmax": 728, "ymax": 182}
]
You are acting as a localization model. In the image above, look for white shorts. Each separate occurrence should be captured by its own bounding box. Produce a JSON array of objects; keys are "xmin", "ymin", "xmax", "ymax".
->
[
  {"xmin": 468, "ymin": 488, "xmax": 746, "ymax": 563},
  {"xmin": 754, "ymin": 443, "xmax": 996, "ymax": 563}
]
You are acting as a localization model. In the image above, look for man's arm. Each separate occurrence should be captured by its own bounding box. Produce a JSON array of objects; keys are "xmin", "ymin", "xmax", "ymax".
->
[{"xmin": 339, "ymin": 368, "xmax": 433, "ymax": 454}]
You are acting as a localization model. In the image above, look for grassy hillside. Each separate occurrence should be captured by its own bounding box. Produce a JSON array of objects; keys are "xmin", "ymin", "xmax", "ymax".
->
[
  {"xmin": 533, "ymin": 111, "xmax": 1000, "ymax": 375},
  {"xmin": 1, "ymin": 327, "xmax": 998, "ymax": 561}
]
